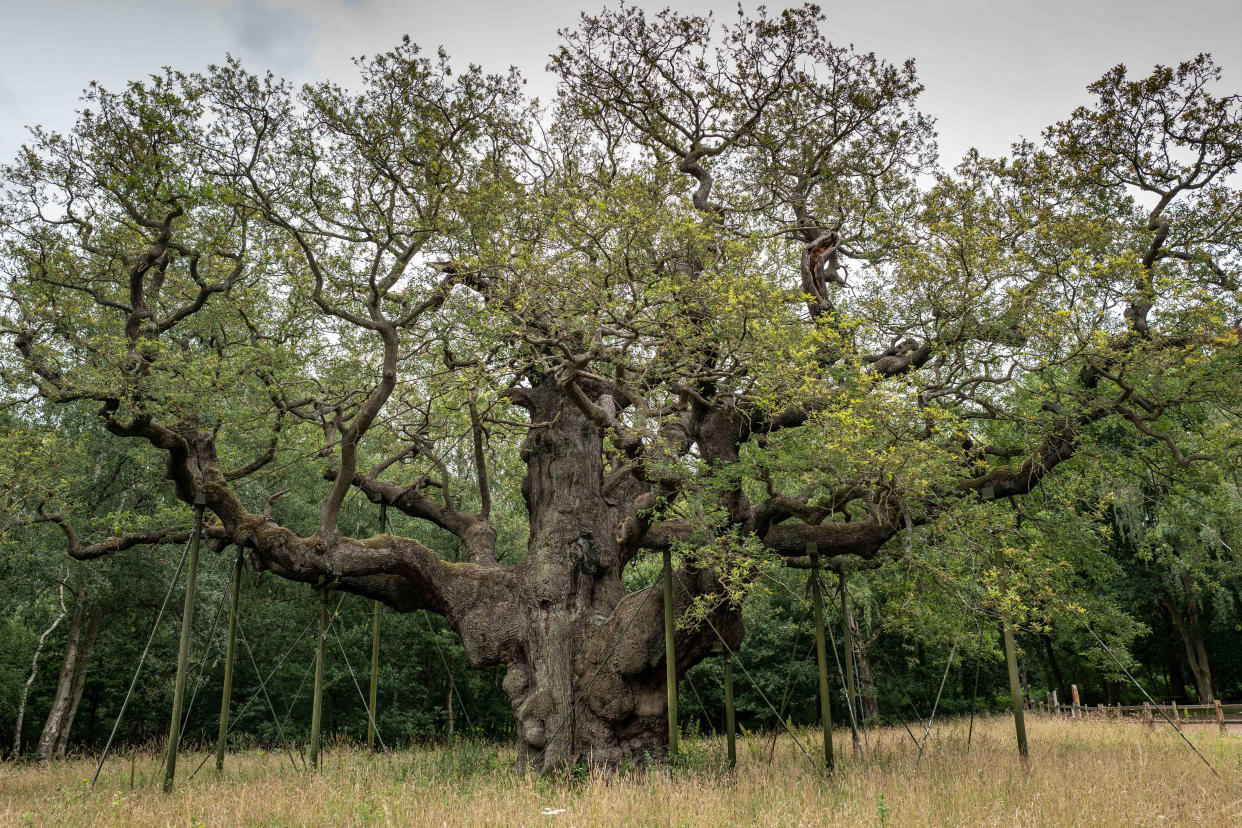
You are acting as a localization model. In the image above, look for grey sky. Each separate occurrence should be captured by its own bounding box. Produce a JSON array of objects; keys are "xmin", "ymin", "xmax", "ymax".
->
[{"xmin": 1, "ymin": 0, "xmax": 1239, "ymax": 168}]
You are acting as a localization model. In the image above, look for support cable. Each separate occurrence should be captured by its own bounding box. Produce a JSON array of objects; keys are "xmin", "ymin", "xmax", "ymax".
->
[
  {"xmin": 238, "ymin": 619, "xmax": 305, "ymax": 771},
  {"xmin": 271, "ymin": 649, "xmax": 317, "ymax": 771},
  {"xmin": 682, "ymin": 672, "xmax": 718, "ymax": 740},
  {"xmin": 186, "ymin": 612, "xmax": 317, "ymax": 781},
  {"xmin": 675, "ymin": 580, "xmax": 825, "ymax": 779},
  {"xmin": 823, "ymin": 588, "xmax": 870, "ymax": 777},
  {"xmin": 1062, "ymin": 603, "xmax": 1221, "ymax": 779},
  {"xmin": 88, "ymin": 533, "xmax": 193, "ymax": 791},
  {"xmin": 967, "ymin": 618, "xmax": 984, "ymax": 749},
  {"xmin": 770, "ymin": 571, "xmax": 867, "ymax": 771},
  {"xmin": 967, "ymin": 655, "xmax": 981, "ymax": 748},
  {"xmin": 837, "ymin": 578, "xmax": 873, "ymax": 760},
  {"xmin": 763, "ymin": 622, "xmax": 807, "ymax": 765},
  {"xmin": 330, "ymin": 622, "xmax": 388, "ymax": 752},
  {"xmin": 914, "ymin": 638, "xmax": 957, "ymax": 771},
  {"xmin": 420, "ymin": 612, "xmax": 475, "ymax": 735},
  {"xmin": 871, "ymin": 651, "xmax": 930, "ymax": 749},
  {"xmin": 176, "ymin": 582, "xmax": 230, "ymax": 749}
]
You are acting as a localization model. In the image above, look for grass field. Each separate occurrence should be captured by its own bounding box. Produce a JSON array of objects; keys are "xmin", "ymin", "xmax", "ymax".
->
[{"xmin": 1, "ymin": 716, "xmax": 1239, "ymax": 826}]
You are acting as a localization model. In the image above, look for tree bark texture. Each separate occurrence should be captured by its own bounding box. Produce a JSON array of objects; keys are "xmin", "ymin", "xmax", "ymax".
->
[
  {"xmin": 493, "ymin": 379, "xmax": 742, "ymax": 771},
  {"xmin": 1161, "ymin": 585, "xmax": 1214, "ymax": 703},
  {"xmin": 12, "ymin": 583, "xmax": 66, "ymax": 757},
  {"xmin": 36, "ymin": 590, "xmax": 104, "ymax": 760}
]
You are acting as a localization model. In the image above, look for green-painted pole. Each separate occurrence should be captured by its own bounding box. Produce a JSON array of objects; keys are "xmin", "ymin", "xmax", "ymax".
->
[
  {"xmin": 723, "ymin": 651, "xmax": 736, "ymax": 769},
  {"xmin": 309, "ymin": 587, "xmax": 329, "ymax": 770},
  {"xmin": 215, "ymin": 546, "xmax": 244, "ymax": 771},
  {"xmin": 808, "ymin": 542, "xmax": 835, "ymax": 773},
  {"xmin": 840, "ymin": 569, "xmax": 860, "ymax": 753},
  {"xmin": 662, "ymin": 548, "xmax": 679, "ymax": 758},
  {"xmin": 1002, "ymin": 618, "xmax": 1029, "ymax": 760},
  {"xmin": 368, "ymin": 503, "xmax": 386, "ymax": 752},
  {"xmin": 367, "ymin": 600, "xmax": 380, "ymax": 752},
  {"xmin": 163, "ymin": 495, "xmax": 205, "ymax": 793}
]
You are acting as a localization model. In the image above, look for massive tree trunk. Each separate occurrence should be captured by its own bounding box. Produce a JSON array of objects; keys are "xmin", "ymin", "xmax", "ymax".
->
[
  {"xmin": 305, "ymin": 375, "xmax": 743, "ymax": 772},
  {"xmin": 35, "ymin": 588, "xmax": 104, "ymax": 759},
  {"xmin": 86, "ymin": 366, "xmax": 750, "ymax": 774},
  {"xmin": 493, "ymin": 378, "xmax": 740, "ymax": 771}
]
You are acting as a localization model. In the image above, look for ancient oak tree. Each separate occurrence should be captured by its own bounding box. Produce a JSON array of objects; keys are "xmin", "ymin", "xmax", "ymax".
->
[{"xmin": 2, "ymin": 7, "xmax": 1239, "ymax": 770}]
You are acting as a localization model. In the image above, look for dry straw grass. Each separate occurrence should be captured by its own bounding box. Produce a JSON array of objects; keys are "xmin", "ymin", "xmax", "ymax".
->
[{"xmin": 1, "ymin": 715, "xmax": 1239, "ymax": 826}]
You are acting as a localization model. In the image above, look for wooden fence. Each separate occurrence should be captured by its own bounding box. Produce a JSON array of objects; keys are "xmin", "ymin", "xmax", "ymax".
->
[{"xmin": 1026, "ymin": 688, "xmax": 1242, "ymax": 731}]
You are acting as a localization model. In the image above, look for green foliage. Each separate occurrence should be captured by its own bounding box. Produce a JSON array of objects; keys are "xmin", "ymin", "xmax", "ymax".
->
[{"xmin": 0, "ymin": 6, "xmax": 1240, "ymax": 758}]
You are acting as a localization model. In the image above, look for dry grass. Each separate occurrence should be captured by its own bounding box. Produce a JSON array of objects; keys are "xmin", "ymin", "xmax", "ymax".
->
[{"xmin": 1, "ymin": 716, "xmax": 1239, "ymax": 827}]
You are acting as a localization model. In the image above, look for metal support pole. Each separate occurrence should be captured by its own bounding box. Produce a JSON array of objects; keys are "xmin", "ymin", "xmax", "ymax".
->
[
  {"xmin": 1002, "ymin": 618, "xmax": 1029, "ymax": 760},
  {"xmin": 309, "ymin": 587, "xmax": 329, "ymax": 770},
  {"xmin": 723, "ymin": 651, "xmax": 736, "ymax": 769},
  {"xmin": 368, "ymin": 503, "xmax": 386, "ymax": 752},
  {"xmin": 445, "ymin": 673, "xmax": 455, "ymax": 742},
  {"xmin": 367, "ymin": 600, "xmax": 380, "ymax": 751},
  {"xmin": 808, "ymin": 542, "xmax": 835, "ymax": 773},
  {"xmin": 662, "ymin": 547, "xmax": 679, "ymax": 758},
  {"xmin": 215, "ymin": 547, "xmax": 244, "ymax": 771},
  {"xmin": 840, "ymin": 569, "xmax": 860, "ymax": 752},
  {"xmin": 163, "ymin": 495, "xmax": 205, "ymax": 793}
]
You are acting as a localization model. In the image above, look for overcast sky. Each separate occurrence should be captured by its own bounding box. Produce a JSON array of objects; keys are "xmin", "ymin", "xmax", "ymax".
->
[{"xmin": 1, "ymin": 0, "xmax": 1239, "ymax": 168}]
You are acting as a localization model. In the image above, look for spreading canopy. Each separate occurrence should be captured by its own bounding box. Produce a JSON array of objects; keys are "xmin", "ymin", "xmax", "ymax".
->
[{"xmin": 2, "ymin": 4, "xmax": 1239, "ymax": 769}]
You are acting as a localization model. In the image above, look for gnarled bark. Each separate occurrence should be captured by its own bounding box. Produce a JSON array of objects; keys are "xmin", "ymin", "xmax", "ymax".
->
[{"xmin": 482, "ymin": 377, "xmax": 743, "ymax": 771}]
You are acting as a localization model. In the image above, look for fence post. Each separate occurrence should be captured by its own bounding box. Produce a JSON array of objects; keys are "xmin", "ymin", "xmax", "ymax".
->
[
  {"xmin": 1071, "ymin": 684, "xmax": 1081, "ymax": 719},
  {"xmin": 1052, "ymin": 689, "xmax": 1059, "ymax": 717},
  {"xmin": 808, "ymin": 542, "xmax": 835, "ymax": 773},
  {"xmin": 1215, "ymin": 700, "xmax": 1225, "ymax": 733},
  {"xmin": 1171, "ymin": 699, "xmax": 1179, "ymax": 723},
  {"xmin": 163, "ymin": 495, "xmax": 205, "ymax": 793},
  {"xmin": 1143, "ymin": 701, "xmax": 1152, "ymax": 725}
]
